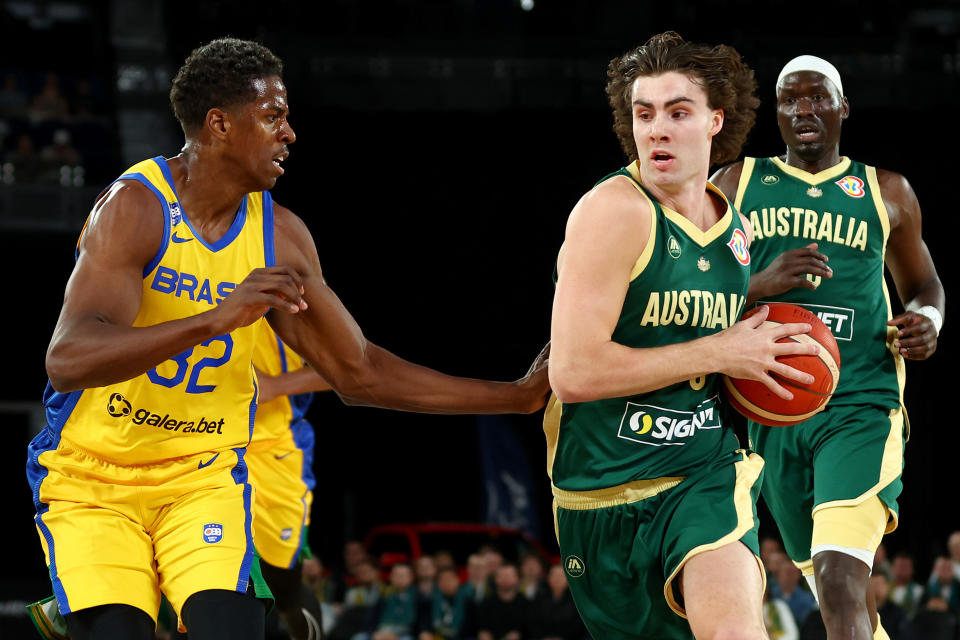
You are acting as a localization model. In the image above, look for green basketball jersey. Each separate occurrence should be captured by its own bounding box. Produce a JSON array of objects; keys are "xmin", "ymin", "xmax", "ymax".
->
[
  {"xmin": 734, "ymin": 156, "xmax": 905, "ymax": 408},
  {"xmin": 544, "ymin": 162, "xmax": 751, "ymax": 491}
]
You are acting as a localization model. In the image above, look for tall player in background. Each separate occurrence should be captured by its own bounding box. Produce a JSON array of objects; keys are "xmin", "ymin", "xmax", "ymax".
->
[
  {"xmin": 711, "ymin": 56, "xmax": 944, "ymax": 640},
  {"xmin": 29, "ymin": 37, "xmax": 548, "ymax": 640},
  {"xmin": 545, "ymin": 32, "xmax": 819, "ymax": 639},
  {"xmin": 249, "ymin": 325, "xmax": 330, "ymax": 640}
]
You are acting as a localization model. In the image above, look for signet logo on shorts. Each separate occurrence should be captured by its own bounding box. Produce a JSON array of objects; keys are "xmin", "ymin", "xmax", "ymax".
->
[
  {"xmin": 564, "ymin": 555, "xmax": 585, "ymax": 578},
  {"xmin": 203, "ymin": 523, "xmax": 224, "ymax": 544}
]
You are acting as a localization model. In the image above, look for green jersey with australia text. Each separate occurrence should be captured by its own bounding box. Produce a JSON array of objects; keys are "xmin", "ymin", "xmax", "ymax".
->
[
  {"xmin": 734, "ymin": 156, "xmax": 905, "ymax": 409},
  {"xmin": 544, "ymin": 162, "xmax": 751, "ymax": 492}
]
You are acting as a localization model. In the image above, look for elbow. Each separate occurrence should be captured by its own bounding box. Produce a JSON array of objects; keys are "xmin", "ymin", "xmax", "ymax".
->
[
  {"xmin": 45, "ymin": 349, "xmax": 80, "ymax": 393},
  {"xmin": 549, "ymin": 361, "xmax": 593, "ymax": 404},
  {"xmin": 326, "ymin": 364, "xmax": 378, "ymax": 408}
]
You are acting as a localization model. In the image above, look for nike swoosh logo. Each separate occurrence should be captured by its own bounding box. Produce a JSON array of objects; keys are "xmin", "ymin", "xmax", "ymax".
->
[
  {"xmin": 172, "ymin": 232, "xmax": 192, "ymax": 243},
  {"xmin": 273, "ymin": 451, "xmax": 294, "ymax": 460},
  {"xmin": 198, "ymin": 453, "xmax": 220, "ymax": 469}
]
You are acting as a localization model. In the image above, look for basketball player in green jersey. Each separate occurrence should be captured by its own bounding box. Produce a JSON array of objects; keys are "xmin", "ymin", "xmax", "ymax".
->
[
  {"xmin": 711, "ymin": 56, "xmax": 944, "ymax": 640},
  {"xmin": 35, "ymin": 38, "xmax": 549, "ymax": 640},
  {"xmin": 545, "ymin": 32, "xmax": 821, "ymax": 639}
]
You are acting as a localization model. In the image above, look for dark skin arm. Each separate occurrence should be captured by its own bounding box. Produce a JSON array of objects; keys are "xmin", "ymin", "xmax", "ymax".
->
[
  {"xmin": 267, "ymin": 203, "xmax": 550, "ymax": 414},
  {"xmin": 45, "ymin": 181, "xmax": 308, "ymax": 392},
  {"xmin": 711, "ymin": 163, "xmax": 833, "ymax": 305},
  {"xmin": 255, "ymin": 364, "xmax": 332, "ymax": 404},
  {"xmin": 879, "ymin": 169, "xmax": 944, "ymax": 360}
]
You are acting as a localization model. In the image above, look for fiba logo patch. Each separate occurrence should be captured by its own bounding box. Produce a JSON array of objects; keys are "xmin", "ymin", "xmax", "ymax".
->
[
  {"xmin": 106, "ymin": 393, "xmax": 132, "ymax": 417},
  {"xmin": 835, "ymin": 176, "xmax": 866, "ymax": 198},
  {"xmin": 203, "ymin": 523, "xmax": 224, "ymax": 544},
  {"xmin": 564, "ymin": 555, "xmax": 585, "ymax": 578},
  {"xmin": 667, "ymin": 235, "xmax": 682, "ymax": 259},
  {"xmin": 727, "ymin": 228, "xmax": 750, "ymax": 266},
  {"xmin": 169, "ymin": 201, "xmax": 183, "ymax": 226},
  {"xmin": 761, "ymin": 174, "xmax": 780, "ymax": 185}
]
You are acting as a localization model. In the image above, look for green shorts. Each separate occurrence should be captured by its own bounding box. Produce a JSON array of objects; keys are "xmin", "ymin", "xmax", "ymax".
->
[
  {"xmin": 554, "ymin": 449, "xmax": 764, "ymax": 640},
  {"xmin": 748, "ymin": 403, "xmax": 905, "ymax": 564}
]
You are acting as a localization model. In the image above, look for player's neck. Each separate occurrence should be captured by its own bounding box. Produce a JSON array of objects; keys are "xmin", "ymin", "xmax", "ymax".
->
[
  {"xmin": 783, "ymin": 146, "xmax": 842, "ymax": 175},
  {"xmin": 644, "ymin": 172, "xmax": 718, "ymax": 231},
  {"xmin": 170, "ymin": 145, "xmax": 250, "ymax": 224}
]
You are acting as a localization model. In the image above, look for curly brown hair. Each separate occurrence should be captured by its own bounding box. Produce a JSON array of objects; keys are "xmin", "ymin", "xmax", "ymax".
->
[
  {"xmin": 605, "ymin": 31, "xmax": 759, "ymax": 165},
  {"xmin": 170, "ymin": 37, "xmax": 284, "ymax": 135}
]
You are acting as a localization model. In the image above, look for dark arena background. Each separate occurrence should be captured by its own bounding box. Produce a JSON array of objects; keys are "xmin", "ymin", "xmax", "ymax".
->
[{"xmin": 1, "ymin": 0, "xmax": 958, "ymax": 636}]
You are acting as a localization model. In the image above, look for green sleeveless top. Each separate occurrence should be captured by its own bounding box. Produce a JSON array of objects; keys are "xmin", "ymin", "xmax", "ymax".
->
[
  {"xmin": 734, "ymin": 156, "xmax": 905, "ymax": 409},
  {"xmin": 545, "ymin": 162, "xmax": 750, "ymax": 491}
]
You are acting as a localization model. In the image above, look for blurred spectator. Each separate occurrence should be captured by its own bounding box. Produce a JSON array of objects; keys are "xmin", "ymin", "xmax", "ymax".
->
[
  {"xmin": 433, "ymin": 550, "xmax": 456, "ymax": 573},
  {"xmin": 761, "ymin": 537, "xmax": 785, "ymax": 568},
  {"xmin": 775, "ymin": 560, "xmax": 817, "ymax": 629},
  {"xmin": 41, "ymin": 128, "xmax": 82, "ymax": 169},
  {"xmin": 415, "ymin": 555, "xmax": 439, "ymax": 599},
  {"xmin": 30, "ymin": 72, "xmax": 70, "ymax": 122},
  {"xmin": 908, "ymin": 597, "xmax": 959, "ymax": 640},
  {"xmin": 480, "ymin": 546, "xmax": 504, "ymax": 578},
  {"xmin": 361, "ymin": 563, "xmax": 420, "ymax": 640},
  {"xmin": 303, "ymin": 556, "xmax": 340, "ymax": 637},
  {"xmin": 476, "ymin": 564, "xmax": 529, "ymax": 640},
  {"xmin": 71, "ymin": 78, "xmax": 104, "ymax": 121},
  {"xmin": 949, "ymin": 532, "xmax": 960, "ymax": 581},
  {"xmin": 925, "ymin": 556, "xmax": 960, "ymax": 613},
  {"xmin": 462, "ymin": 553, "xmax": 491, "ymax": 603},
  {"xmin": 527, "ymin": 564, "xmax": 587, "ymax": 640},
  {"xmin": 871, "ymin": 573, "xmax": 909, "ymax": 640},
  {"xmin": 765, "ymin": 550, "xmax": 789, "ymax": 599},
  {"xmin": 345, "ymin": 558, "xmax": 384, "ymax": 608},
  {"xmin": 0, "ymin": 73, "xmax": 27, "ymax": 118},
  {"xmin": 5, "ymin": 133, "xmax": 43, "ymax": 183},
  {"xmin": 890, "ymin": 552, "xmax": 925, "ymax": 617},
  {"xmin": 330, "ymin": 540, "xmax": 373, "ymax": 602},
  {"xmin": 874, "ymin": 543, "xmax": 892, "ymax": 578},
  {"xmin": 519, "ymin": 553, "xmax": 545, "ymax": 601},
  {"xmin": 763, "ymin": 581, "xmax": 799, "ymax": 640},
  {"xmin": 419, "ymin": 567, "xmax": 475, "ymax": 640}
]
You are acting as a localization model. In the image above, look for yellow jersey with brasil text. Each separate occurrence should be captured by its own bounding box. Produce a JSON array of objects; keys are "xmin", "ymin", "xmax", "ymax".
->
[{"xmin": 33, "ymin": 156, "xmax": 276, "ymax": 467}]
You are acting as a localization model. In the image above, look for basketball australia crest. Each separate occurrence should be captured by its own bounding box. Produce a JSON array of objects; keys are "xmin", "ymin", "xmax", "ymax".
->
[
  {"xmin": 727, "ymin": 228, "xmax": 750, "ymax": 266},
  {"xmin": 835, "ymin": 175, "xmax": 866, "ymax": 198}
]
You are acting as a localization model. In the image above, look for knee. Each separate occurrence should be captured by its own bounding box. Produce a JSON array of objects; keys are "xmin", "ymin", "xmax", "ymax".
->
[
  {"xmin": 816, "ymin": 569, "xmax": 866, "ymax": 615},
  {"xmin": 700, "ymin": 624, "xmax": 766, "ymax": 640}
]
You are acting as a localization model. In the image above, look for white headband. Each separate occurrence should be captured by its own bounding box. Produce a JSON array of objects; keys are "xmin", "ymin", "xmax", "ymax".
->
[{"xmin": 776, "ymin": 55, "xmax": 843, "ymax": 97}]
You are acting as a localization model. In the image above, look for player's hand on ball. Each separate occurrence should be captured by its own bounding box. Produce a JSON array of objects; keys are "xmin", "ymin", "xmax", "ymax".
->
[{"xmin": 717, "ymin": 305, "xmax": 818, "ymax": 400}]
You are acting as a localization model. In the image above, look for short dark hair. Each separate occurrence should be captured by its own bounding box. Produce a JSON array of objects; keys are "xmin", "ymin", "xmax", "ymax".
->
[
  {"xmin": 170, "ymin": 37, "xmax": 283, "ymax": 134},
  {"xmin": 605, "ymin": 31, "xmax": 759, "ymax": 165}
]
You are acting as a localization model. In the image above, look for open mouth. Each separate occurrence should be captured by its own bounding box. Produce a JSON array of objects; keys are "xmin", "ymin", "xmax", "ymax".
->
[
  {"xmin": 272, "ymin": 152, "xmax": 288, "ymax": 174},
  {"xmin": 650, "ymin": 150, "xmax": 674, "ymax": 167},
  {"xmin": 795, "ymin": 125, "xmax": 820, "ymax": 142}
]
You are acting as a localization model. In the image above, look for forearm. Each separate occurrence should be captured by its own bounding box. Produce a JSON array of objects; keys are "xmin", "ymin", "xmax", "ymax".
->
[
  {"xmin": 327, "ymin": 344, "xmax": 529, "ymax": 414},
  {"xmin": 902, "ymin": 276, "xmax": 945, "ymax": 316},
  {"xmin": 550, "ymin": 337, "xmax": 722, "ymax": 404},
  {"xmin": 46, "ymin": 310, "xmax": 222, "ymax": 392},
  {"xmin": 745, "ymin": 271, "xmax": 771, "ymax": 306},
  {"xmin": 270, "ymin": 366, "xmax": 331, "ymax": 397}
]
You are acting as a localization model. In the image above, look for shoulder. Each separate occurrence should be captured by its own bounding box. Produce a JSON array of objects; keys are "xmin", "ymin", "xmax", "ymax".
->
[
  {"xmin": 78, "ymin": 179, "xmax": 164, "ymax": 264},
  {"xmin": 567, "ymin": 174, "xmax": 653, "ymax": 232},
  {"xmin": 874, "ymin": 167, "xmax": 920, "ymax": 230},
  {"xmin": 271, "ymin": 201, "xmax": 322, "ymax": 274},
  {"xmin": 709, "ymin": 160, "xmax": 746, "ymax": 201}
]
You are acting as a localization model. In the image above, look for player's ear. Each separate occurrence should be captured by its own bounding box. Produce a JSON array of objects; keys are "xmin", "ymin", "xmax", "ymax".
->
[
  {"xmin": 840, "ymin": 96, "xmax": 850, "ymax": 121},
  {"xmin": 709, "ymin": 109, "xmax": 724, "ymax": 137},
  {"xmin": 206, "ymin": 108, "xmax": 230, "ymax": 141}
]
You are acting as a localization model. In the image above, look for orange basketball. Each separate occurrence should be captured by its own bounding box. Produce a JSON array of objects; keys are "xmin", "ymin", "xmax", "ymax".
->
[{"xmin": 723, "ymin": 303, "xmax": 841, "ymax": 427}]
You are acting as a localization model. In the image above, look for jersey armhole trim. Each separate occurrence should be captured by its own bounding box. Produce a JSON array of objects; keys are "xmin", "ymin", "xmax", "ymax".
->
[
  {"xmin": 734, "ymin": 157, "xmax": 755, "ymax": 212},
  {"xmin": 263, "ymin": 191, "xmax": 276, "ymax": 268},
  {"xmin": 113, "ymin": 174, "xmax": 171, "ymax": 279}
]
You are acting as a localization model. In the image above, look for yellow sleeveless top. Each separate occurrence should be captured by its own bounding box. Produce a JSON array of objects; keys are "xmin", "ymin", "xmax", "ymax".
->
[
  {"xmin": 250, "ymin": 324, "xmax": 310, "ymax": 446},
  {"xmin": 43, "ymin": 156, "xmax": 275, "ymax": 465}
]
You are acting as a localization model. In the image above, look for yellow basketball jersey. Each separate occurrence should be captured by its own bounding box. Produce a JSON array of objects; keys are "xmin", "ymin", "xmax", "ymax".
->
[
  {"xmin": 250, "ymin": 324, "xmax": 309, "ymax": 445},
  {"xmin": 40, "ymin": 156, "xmax": 275, "ymax": 465}
]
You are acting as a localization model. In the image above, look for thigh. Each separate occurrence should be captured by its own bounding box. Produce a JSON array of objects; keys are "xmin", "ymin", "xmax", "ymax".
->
[
  {"xmin": 246, "ymin": 444, "xmax": 312, "ymax": 569},
  {"xmin": 181, "ymin": 588, "xmax": 266, "ymax": 640},
  {"xmin": 32, "ymin": 446, "xmax": 160, "ymax": 622},
  {"xmin": 681, "ymin": 541, "xmax": 766, "ymax": 638},
  {"xmin": 749, "ymin": 420, "xmax": 816, "ymax": 563},
  {"xmin": 65, "ymin": 603, "xmax": 155, "ymax": 640},
  {"xmin": 555, "ymin": 498, "xmax": 695, "ymax": 640}
]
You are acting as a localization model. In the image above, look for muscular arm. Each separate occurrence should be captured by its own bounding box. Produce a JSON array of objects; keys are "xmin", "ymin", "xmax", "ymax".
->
[
  {"xmin": 548, "ymin": 178, "xmax": 816, "ymax": 404},
  {"xmin": 46, "ymin": 182, "xmax": 308, "ymax": 392},
  {"xmin": 266, "ymin": 204, "xmax": 548, "ymax": 414},
  {"xmin": 256, "ymin": 365, "xmax": 331, "ymax": 404},
  {"xmin": 710, "ymin": 162, "xmax": 832, "ymax": 305},
  {"xmin": 880, "ymin": 169, "xmax": 945, "ymax": 359}
]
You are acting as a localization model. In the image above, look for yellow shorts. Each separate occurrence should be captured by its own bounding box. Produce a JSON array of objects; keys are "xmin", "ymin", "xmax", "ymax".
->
[
  {"xmin": 30, "ymin": 435, "xmax": 258, "ymax": 626},
  {"xmin": 246, "ymin": 435, "xmax": 313, "ymax": 569}
]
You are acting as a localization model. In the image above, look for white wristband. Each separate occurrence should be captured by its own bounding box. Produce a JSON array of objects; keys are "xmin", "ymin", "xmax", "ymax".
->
[{"xmin": 907, "ymin": 304, "xmax": 943, "ymax": 336}]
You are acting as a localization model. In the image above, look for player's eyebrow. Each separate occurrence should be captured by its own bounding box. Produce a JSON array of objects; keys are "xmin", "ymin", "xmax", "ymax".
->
[{"xmin": 633, "ymin": 96, "xmax": 695, "ymax": 108}]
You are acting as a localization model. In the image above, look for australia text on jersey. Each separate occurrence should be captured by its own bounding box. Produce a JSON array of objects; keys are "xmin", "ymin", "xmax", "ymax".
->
[
  {"xmin": 746, "ymin": 206, "xmax": 869, "ymax": 250},
  {"xmin": 639, "ymin": 290, "xmax": 746, "ymax": 329}
]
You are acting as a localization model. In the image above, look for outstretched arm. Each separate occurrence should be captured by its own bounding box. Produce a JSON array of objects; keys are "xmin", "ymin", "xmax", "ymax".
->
[
  {"xmin": 548, "ymin": 177, "xmax": 817, "ymax": 405},
  {"xmin": 881, "ymin": 170, "xmax": 945, "ymax": 360},
  {"xmin": 266, "ymin": 204, "xmax": 549, "ymax": 414},
  {"xmin": 256, "ymin": 365, "xmax": 332, "ymax": 404},
  {"xmin": 710, "ymin": 162, "xmax": 833, "ymax": 305},
  {"xmin": 45, "ymin": 182, "xmax": 309, "ymax": 392}
]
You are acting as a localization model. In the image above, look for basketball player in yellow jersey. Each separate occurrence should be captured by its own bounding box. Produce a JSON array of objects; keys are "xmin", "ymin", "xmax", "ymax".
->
[
  {"xmin": 249, "ymin": 324, "xmax": 330, "ymax": 640},
  {"xmin": 32, "ymin": 38, "xmax": 549, "ymax": 640}
]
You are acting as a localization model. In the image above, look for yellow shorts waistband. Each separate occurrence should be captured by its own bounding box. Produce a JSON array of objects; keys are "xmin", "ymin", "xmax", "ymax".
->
[{"xmin": 552, "ymin": 476, "xmax": 685, "ymax": 511}]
